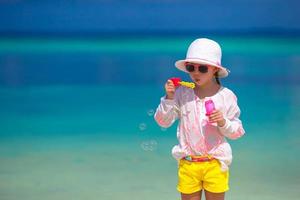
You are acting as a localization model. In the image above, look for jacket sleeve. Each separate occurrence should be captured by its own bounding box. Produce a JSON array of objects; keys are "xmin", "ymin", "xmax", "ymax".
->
[
  {"xmin": 218, "ymin": 92, "xmax": 245, "ymax": 140},
  {"xmin": 154, "ymin": 95, "xmax": 180, "ymax": 128}
]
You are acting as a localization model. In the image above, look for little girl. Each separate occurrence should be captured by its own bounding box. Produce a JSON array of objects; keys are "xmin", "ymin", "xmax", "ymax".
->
[{"xmin": 154, "ymin": 38, "xmax": 245, "ymax": 200}]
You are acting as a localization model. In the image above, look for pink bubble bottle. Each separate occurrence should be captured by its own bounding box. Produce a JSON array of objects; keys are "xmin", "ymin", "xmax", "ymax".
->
[{"xmin": 205, "ymin": 99, "xmax": 215, "ymax": 116}]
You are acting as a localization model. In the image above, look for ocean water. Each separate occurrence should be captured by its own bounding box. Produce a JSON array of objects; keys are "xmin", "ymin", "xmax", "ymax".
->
[{"xmin": 0, "ymin": 36, "xmax": 300, "ymax": 200}]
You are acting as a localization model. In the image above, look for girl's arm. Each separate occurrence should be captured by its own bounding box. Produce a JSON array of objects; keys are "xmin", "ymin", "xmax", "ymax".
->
[
  {"xmin": 154, "ymin": 96, "xmax": 180, "ymax": 128},
  {"xmin": 218, "ymin": 93, "xmax": 245, "ymax": 140},
  {"xmin": 154, "ymin": 79, "xmax": 180, "ymax": 128}
]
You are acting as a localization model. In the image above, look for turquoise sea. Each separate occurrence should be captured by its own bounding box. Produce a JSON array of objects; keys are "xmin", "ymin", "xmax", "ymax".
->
[{"xmin": 0, "ymin": 36, "xmax": 299, "ymax": 199}]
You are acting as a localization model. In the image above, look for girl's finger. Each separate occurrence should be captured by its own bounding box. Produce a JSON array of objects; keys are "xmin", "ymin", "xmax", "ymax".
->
[
  {"xmin": 213, "ymin": 111, "xmax": 223, "ymax": 118},
  {"xmin": 209, "ymin": 115, "xmax": 222, "ymax": 122},
  {"xmin": 209, "ymin": 111, "xmax": 219, "ymax": 117},
  {"xmin": 167, "ymin": 80, "xmax": 174, "ymax": 86},
  {"xmin": 209, "ymin": 117, "xmax": 218, "ymax": 122},
  {"xmin": 209, "ymin": 113, "xmax": 220, "ymax": 119},
  {"xmin": 208, "ymin": 113, "xmax": 217, "ymax": 118},
  {"xmin": 211, "ymin": 110, "xmax": 218, "ymax": 114}
]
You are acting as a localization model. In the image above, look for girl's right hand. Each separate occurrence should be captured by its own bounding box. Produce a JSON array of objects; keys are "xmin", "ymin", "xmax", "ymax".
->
[{"xmin": 165, "ymin": 80, "xmax": 176, "ymax": 100}]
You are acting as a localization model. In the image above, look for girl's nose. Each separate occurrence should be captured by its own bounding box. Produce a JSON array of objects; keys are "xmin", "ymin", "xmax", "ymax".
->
[{"xmin": 191, "ymin": 69, "xmax": 201, "ymax": 75}]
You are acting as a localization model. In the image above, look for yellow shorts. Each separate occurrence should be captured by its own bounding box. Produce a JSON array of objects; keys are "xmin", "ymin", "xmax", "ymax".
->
[{"xmin": 177, "ymin": 158, "xmax": 229, "ymax": 194}]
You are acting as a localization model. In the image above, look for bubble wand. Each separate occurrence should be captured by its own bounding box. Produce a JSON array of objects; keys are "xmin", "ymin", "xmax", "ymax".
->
[{"xmin": 170, "ymin": 77, "xmax": 195, "ymax": 89}]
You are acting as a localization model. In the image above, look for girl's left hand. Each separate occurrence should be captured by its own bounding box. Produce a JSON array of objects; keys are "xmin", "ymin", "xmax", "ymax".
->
[{"xmin": 208, "ymin": 110, "xmax": 226, "ymax": 127}]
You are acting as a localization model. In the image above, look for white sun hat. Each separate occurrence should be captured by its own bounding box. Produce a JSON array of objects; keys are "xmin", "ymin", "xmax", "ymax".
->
[{"xmin": 175, "ymin": 38, "xmax": 230, "ymax": 78}]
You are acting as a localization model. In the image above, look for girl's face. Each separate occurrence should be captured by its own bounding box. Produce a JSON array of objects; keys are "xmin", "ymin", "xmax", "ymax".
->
[{"xmin": 185, "ymin": 62, "xmax": 219, "ymax": 87}]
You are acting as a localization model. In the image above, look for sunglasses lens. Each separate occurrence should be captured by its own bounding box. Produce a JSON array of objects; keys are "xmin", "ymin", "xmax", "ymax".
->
[
  {"xmin": 185, "ymin": 65, "xmax": 195, "ymax": 72},
  {"xmin": 199, "ymin": 65, "xmax": 208, "ymax": 73}
]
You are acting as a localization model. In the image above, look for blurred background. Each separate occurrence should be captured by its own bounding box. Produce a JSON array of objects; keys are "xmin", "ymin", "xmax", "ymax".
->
[{"xmin": 0, "ymin": 1, "xmax": 299, "ymax": 200}]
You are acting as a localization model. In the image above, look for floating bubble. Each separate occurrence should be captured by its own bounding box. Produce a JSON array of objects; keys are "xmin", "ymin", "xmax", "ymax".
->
[
  {"xmin": 149, "ymin": 140, "xmax": 158, "ymax": 151},
  {"xmin": 140, "ymin": 141, "xmax": 149, "ymax": 151},
  {"xmin": 149, "ymin": 139, "xmax": 158, "ymax": 146},
  {"xmin": 141, "ymin": 140, "xmax": 158, "ymax": 151},
  {"xmin": 160, "ymin": 127, "xmax": 167, "ymax": 132},
  {"xmin": 139, "ymin": 123, "xmax": 147, "ymax": 131},
  {"xmin": 147, "ymin": 109, "xmax": 155, "ymax": 116}
]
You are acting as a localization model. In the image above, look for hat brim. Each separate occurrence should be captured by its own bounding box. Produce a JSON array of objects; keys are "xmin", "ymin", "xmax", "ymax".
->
[{"xmin": 175, "ymin": 58, "xmax": 230, "ymax": 78}]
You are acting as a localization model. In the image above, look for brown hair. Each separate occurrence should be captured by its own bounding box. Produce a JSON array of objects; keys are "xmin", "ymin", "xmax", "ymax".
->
[{"xmin": 215, "ymin": 72, "xmax": 221, "ymax": 85}]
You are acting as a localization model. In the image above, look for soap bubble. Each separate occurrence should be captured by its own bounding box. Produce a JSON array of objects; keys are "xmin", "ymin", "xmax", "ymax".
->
[
  {"xmin": 160, "ymin": 127, "xmax": 167, "ymax": 132},
  {"xmin": 147, "ymin": 109, "xmax": 155, "ymax": 116},
  {"xmin": 141, "ymin": 140, "xmax": 158, "ymax": 151},
  {"xmin": 149, "ymin": 140, "xmax": 158, "ymax": 149},
  {"xmin": 140, "ymin": 141, "xmax": 149, "ymax": 151},
  {"xmin": 139, "ymin": 123, "xmax": 147, "ymax": 131}
]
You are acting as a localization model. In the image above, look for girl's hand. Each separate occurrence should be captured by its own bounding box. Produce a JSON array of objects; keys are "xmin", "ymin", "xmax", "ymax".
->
[
  {"xmin": 165, "ymin": 80, "xmax": 176, "ymax": 100},
  {"xmin": 208, "ymin": 110, "xmax": 226, "ymax": 127}
]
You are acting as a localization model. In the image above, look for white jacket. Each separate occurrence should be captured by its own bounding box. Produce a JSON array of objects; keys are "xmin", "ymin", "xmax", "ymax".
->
[{"xmin": 154, "ymin": 86, "xmax": 245, "ymax": 171}]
